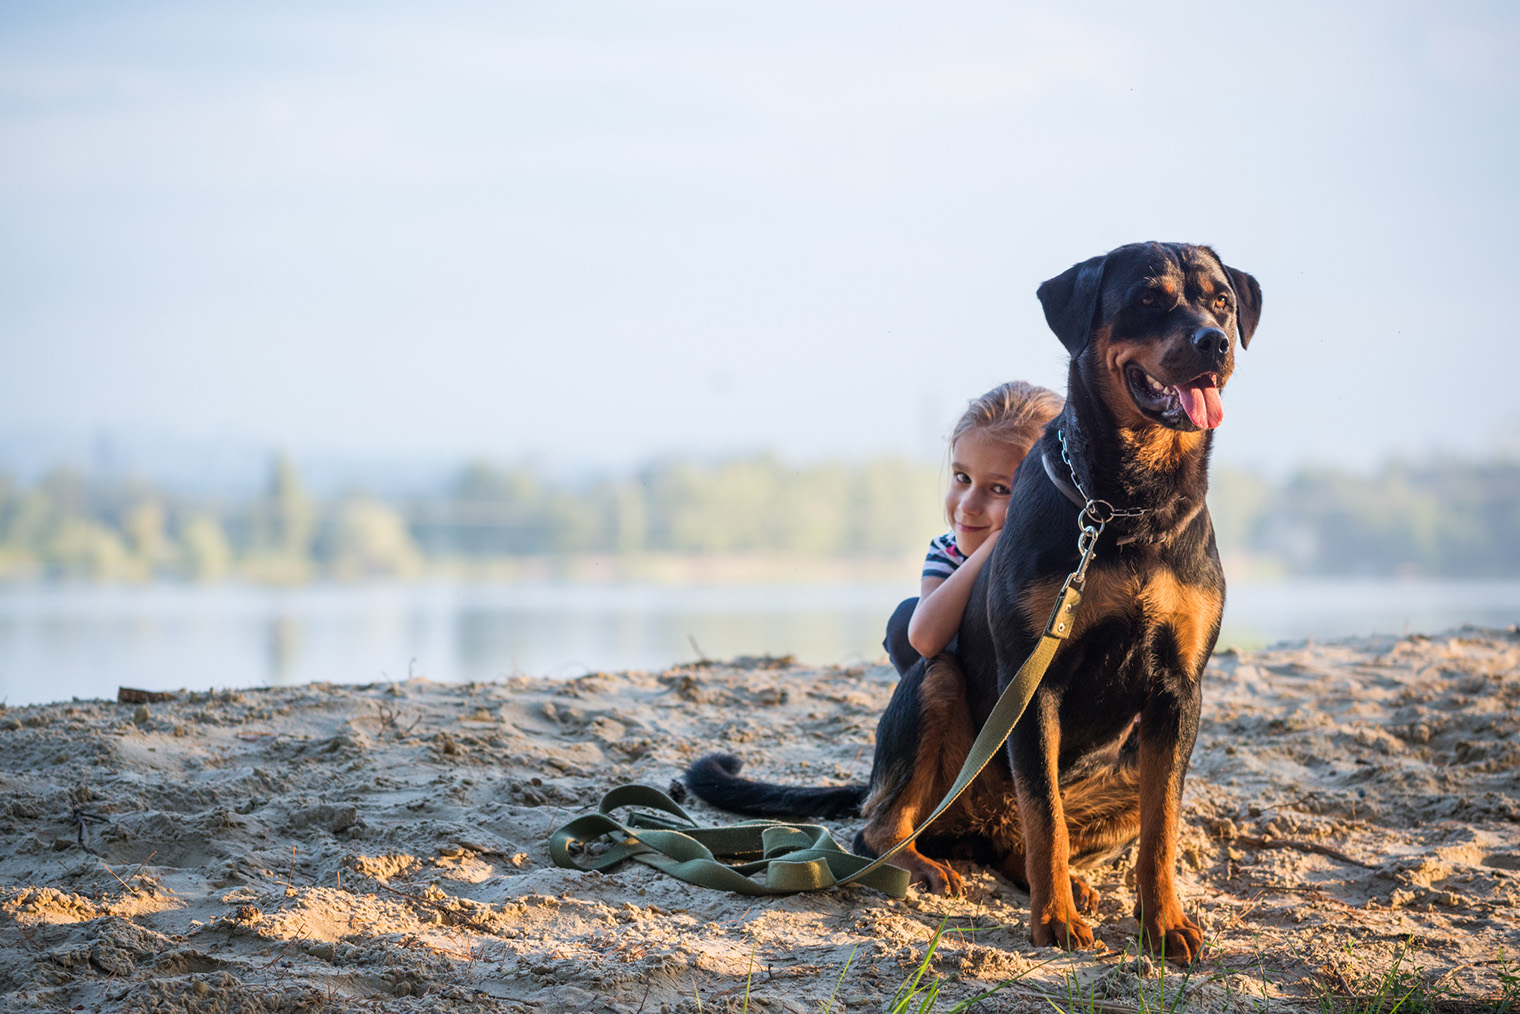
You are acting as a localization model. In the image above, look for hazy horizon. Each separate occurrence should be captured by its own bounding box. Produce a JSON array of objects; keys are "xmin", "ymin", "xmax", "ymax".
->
[{"xmin": 4, "ymin": 1, "xmax": 1518, "ymax": 478}]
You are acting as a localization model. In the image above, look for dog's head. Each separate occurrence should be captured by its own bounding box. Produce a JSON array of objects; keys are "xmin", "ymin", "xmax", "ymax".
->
[{"xmin": 1037, "ymin": 242, "xmax": 1261, "ymax": 433}]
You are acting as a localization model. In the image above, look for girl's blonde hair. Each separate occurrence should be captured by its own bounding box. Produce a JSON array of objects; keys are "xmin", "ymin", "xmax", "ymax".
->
[{"xmin": 950, "ymin": 381, "xmax": 1064, "ymax": 454}]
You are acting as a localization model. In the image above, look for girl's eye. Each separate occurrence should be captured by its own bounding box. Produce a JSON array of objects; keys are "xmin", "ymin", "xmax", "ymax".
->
[
  {"xmin": 992, "ymin": 484, "xmax": 1011, "ymax": 496},
  {"xmin": 954, "ymin": 472, "xmax": 971, "ymax": 484}
]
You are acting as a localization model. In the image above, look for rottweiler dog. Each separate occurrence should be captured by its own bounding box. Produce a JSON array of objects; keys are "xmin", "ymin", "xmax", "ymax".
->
[{"xmin": 686, "ymin": 242, "xmax": 1261, "ymax": 964}]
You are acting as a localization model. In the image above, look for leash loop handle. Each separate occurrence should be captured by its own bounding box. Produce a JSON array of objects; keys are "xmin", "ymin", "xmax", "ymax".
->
[{"xmin": 549, "ymin": 783, "xmax": 912, "ymax": 898}]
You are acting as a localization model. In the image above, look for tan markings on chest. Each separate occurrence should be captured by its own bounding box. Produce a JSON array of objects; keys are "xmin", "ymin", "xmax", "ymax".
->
[
  {"xmin": 1019, "ymin": 569, "xmax": 1221, "ymax": 675},
  {"xmin": 1118, "ymin": 425, "xmax": 1205, "ymax": 473}
]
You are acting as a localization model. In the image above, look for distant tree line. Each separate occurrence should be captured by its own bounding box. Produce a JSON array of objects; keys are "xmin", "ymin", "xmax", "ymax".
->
[
  {"xmin": 0, "ymin": 455, "xmax": 941, "ymax": 583},
  {"xmin": 0, "ymin": 455, "xmax": 1516, "ymax": 582},
  {"xmin": 1210, "ymin": 461, "xmax": 1520, "ymax": 578},
  {"xmin": 0, "ymin": 456, "xmax": 424, "ymax": 584}
]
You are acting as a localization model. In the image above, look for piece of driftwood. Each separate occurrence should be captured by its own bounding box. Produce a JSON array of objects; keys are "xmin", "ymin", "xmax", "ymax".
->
[{"xmin": 118, "ymin": 687, "xmax": 176, "ymax": 704}]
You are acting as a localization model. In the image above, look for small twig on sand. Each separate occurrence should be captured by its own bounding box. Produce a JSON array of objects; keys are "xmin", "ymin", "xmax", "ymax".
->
[
  {"xmin": 100, "ymin": 850, "xmax": 158, "ymax": 896},
  {"xmin": 124, "ymin": 851, "xmax": 158, "ymax": 887},
  {"xmin": 100, "ymin": 862, "xmax": 138, "ymax": 896},
  {"xmin": 72, "ymin": 808, "xmax": 108, "ymax": 855},
  {"xmin": 262, "ymin": 918, "xmax": 309, "ymax": 969},
  {"xmin": 1228, "ymin": 834, "xmax": 1376, "ymax": 869},
  {"xmin": 13, "ymin": 921, "xmax": 43, "ymax": 955}
]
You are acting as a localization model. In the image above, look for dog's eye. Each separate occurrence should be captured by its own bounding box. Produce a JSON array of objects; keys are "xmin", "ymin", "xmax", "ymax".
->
[
  {"xmin": 1139, "ymin": 295, "xmax": 1158, "ymax": 308},
  {"xmin": 1213, "ymin": 294, "xmax": 1232, "ymax": 311}
]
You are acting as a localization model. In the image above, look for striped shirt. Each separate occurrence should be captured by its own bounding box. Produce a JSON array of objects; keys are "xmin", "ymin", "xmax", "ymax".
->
[{"xmin": 921, "ymin": 533, "xmax": 966, "ymax": 580}]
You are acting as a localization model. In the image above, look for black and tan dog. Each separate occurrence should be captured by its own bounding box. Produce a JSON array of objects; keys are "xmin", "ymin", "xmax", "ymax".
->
[{"xmin": 686, "ymin": 242, "xmax": 1261, "ymax": 964}]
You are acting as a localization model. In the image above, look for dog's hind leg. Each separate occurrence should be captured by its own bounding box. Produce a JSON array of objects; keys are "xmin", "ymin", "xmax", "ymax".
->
[
  {"xmin": 1059, "ymin": 751, "xmax": 1142, "ymax": 913},
  {"xmin": 995, "ymin": 849, "xmax": 1101, "ymax": 915},
  {"xmin": 858, "ymin": 656, "xmax": 976, "ymax": 895},
  {"xmin": 989, "ymin": 758, "xmax": 1138, "ymax": 915},
  {"xmin": 1061, "ymin": 729, "xmax": 1143, "ymax": 868}
]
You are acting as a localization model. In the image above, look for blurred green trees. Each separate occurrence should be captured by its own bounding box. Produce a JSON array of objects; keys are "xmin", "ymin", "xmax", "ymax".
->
[
  {"xmin": 1231, "ymin": 460, "xmax": 1520, "ymax": 577},
  {"xmin": 0, "ymin": 453, "xmax": 1516, "ymax": 583}
]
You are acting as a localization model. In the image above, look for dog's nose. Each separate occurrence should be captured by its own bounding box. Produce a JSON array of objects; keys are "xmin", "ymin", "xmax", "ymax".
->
[{"xmin": 1192, "ymin": 327, "xmax": 1230, "ymax": 357}]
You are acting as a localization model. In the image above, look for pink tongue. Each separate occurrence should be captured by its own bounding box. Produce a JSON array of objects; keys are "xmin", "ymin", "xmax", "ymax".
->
[{"xmin": 1174, "ymin": 381, "xmax": 1224, "ymax": 429}]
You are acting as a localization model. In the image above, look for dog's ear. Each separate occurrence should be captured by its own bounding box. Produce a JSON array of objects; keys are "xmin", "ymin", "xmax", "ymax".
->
[
  {"xmin": 1037, "ymin": 254, "xmax": 1108, "ymax": 355},
  {"xmin": 1224, "ymin": 265, "xmax": 1262, "ymax": 349}
]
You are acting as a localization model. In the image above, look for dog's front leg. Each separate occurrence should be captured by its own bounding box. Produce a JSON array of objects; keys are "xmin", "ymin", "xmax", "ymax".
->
[
  {"xmin": 1135, "ymin": 684, "xmax": 1204, "ymax": 965},
  {"xmin": 1012, "ymin": 694, "xmax": 1094, "ymax": 950}
]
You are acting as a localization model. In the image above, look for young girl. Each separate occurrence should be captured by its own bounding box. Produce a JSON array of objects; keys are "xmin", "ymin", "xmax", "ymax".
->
[{"xmin": 883, "ymin": 380, "xmax": 1064, "ymax": 675}]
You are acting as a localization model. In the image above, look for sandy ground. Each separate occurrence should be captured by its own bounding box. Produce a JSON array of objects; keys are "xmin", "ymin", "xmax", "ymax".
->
[{"xmin": 1, "ymin": 627, "xmax": 1518, "ymax": 1013}]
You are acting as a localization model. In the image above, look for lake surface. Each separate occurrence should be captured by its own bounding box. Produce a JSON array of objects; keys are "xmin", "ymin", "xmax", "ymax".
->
[{"xmin": 2, "ymin": 577, "xmax": 1518, "ymax": 707}]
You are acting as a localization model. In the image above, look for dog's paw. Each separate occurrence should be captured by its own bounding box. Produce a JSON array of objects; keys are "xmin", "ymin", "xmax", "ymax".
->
[
  {"xmin": 1133, "ymin": 902, "xmax": 1203, "ymax": 965},
  {"xmin": 1029, "ymin": 908, "xmax": 1095, "ymax": 951},
  {"xmin": 915, "ymin": 861, "xmax": 966, "ymax": 897},
  {"xmin": 1069, "ymin": 875, "xmax": 1099, "ymax": 914},
  {"xmin": 899, "ymin": 851, "xmax": 965, "ymax": 896}
]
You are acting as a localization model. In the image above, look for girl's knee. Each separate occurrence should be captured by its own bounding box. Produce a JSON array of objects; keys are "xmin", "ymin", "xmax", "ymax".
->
[{"xmin": 884, "ymin": 597, "xmax": 921, "ymax": 675}]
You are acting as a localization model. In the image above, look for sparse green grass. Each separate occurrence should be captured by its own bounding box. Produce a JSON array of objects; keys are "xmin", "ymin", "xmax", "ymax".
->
[
  {"xmin": 688, "ymin": 921, "xmax": 1018, "ymax": 1014},
  {"xmin": 1313, "ymin": 936, "xmax": 1432, "ymax": 1014},
  {"xmin": 1495, "ymin": 957, "xmax": 1520, "ymax": 1014},
  {"xmin": 1038, "ymin": 939, "xmax": 1213, "ymax": 1014},
  {"xmin": 742, "ymin": 935, "xmax": 757, "ymax": 1011},
  {"xmin": 819, "ymin": 944, "xmax": 860, "ymax": 1014},
  {"xmin": 690, "ymin": 922, "xmax": 1512, "ymax": 1014},
  {"xmin": 887, "ymin": 918, "xmax": 1024, "ymax": 1014}
]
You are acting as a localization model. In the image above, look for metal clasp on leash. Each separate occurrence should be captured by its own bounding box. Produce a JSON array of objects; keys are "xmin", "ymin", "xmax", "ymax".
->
[
  {"xmin": 1073, "ymin": 519, "xmax": 1104, "ymax": 585},
  {"xmin": 1045, "ymin": 517, "xmax": 1104, "ymax": 640}
]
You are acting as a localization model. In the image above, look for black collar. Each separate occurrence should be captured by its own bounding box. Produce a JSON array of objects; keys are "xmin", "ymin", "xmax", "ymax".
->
[
  {"xmin": 1041, "ymin": 449, "xmax": 1143, "ymax": 547},
  {"xmin": 1042, "ymin": 450, "xmax": 1086, "ymax": 509}
]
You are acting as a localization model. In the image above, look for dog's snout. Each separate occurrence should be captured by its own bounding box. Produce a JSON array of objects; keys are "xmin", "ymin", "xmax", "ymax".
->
[{"xmin": 1191, "ymin": 327, "xmax": 1230, "ymax": 357}]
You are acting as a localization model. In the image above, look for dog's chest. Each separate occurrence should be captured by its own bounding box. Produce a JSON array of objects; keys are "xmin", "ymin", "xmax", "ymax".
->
[{"xmin": 1065, "ymin": 565, "xmax": 1222, "ymax": 678}]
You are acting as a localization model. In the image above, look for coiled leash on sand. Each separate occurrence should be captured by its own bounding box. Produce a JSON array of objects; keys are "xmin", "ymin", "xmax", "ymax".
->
[
  {"xmin": 548, "ymin": 784, "xmax": 913, "ymax": 897},
  {"xmin": 550, "ymin": 430, "xmax": 1139, "ymax": 898}
]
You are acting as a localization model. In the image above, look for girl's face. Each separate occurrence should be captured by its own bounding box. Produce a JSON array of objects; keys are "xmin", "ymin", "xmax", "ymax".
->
[{"xmin": 945, "ymin": 428, "xmax": 1029, "ymax": 556}]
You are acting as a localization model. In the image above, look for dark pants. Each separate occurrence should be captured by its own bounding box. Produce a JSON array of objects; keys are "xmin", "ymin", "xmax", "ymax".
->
[{"xmin": 883, "ymin": 596, "xmax": 958, "ymax": 676}]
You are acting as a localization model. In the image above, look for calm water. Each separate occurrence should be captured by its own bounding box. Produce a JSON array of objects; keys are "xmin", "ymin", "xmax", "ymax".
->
[{"xmin": 1, "ymin": 578, "xmax": 1518, "ymax": 707}]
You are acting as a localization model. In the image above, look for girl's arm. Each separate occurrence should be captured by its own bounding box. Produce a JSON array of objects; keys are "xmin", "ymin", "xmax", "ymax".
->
[{"xmin": 906, "ymin": 529, "xmax": 1001, "ymax": 659}]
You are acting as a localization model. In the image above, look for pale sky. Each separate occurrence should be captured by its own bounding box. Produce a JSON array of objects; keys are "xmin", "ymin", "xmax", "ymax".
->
[{"xmin": 2, "ymin": 0, "xmax": 1517, "ymax": 479}]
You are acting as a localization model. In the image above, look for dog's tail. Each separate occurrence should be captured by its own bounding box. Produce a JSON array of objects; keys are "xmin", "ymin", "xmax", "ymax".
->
[{"xmin": 682, "ymin": 752, "xmax": 866, "ymax": 819}]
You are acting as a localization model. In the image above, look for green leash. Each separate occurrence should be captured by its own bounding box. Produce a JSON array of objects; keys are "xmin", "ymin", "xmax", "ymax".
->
[{"xmin": 551, "ymin": 434, "xmax": 1125, "ymax": 898}]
